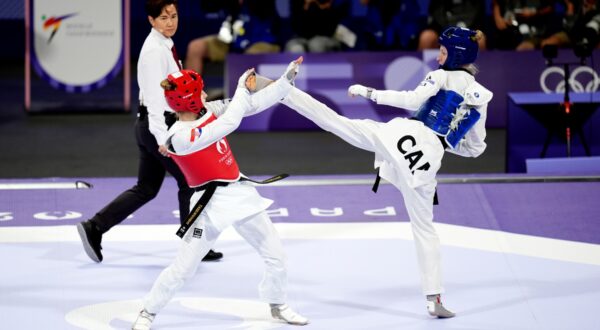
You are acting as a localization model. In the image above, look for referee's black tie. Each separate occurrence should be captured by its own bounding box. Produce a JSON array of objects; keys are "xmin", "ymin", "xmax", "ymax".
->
[{"xmin": 171, "ymin": 45, "xmax": 182, "ymax": 70}]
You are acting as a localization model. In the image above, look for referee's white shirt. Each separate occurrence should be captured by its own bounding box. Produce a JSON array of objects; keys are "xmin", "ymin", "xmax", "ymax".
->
[{"xmin": 137, "ymin": 28, "xmax": 181, "ymax": 146}]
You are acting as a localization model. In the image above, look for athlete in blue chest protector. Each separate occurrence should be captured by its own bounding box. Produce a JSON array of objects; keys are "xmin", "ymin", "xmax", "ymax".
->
[{"xmin": 278, "ymin": 26, "xmax": 493, "ymax": 318}]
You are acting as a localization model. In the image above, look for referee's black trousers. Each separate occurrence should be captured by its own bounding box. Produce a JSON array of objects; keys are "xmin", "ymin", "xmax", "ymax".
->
[{"xmin": 90, "ymin": 114, "xmax": 194, "ymax": 233}]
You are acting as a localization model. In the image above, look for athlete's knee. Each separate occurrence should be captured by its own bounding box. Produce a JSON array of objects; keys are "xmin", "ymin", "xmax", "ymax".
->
[
  {"xmin": 308, "ymin": 36, "xmax": 339, "ymax": 52},
  {"xmin": 419, "ymin": 30, "xmax": 439, "ymax": 50},
  {"xmin": 187, "ymin": 38, "xmax": 207, "ymax": 57},
  {"xmin": 285, "ymin": 38, "xmax": 307, "ymax": 53}
]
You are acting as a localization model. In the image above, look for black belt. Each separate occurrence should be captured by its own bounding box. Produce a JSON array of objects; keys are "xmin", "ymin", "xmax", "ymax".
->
[
  {"xmin": 436, "ymin": 135, "xmax": 449, "ymax": 149},
  {"xmin": 193, "ymin": 181, "xmax": 230, "ymax": 192},
  {"xmin": 138, "ymin": 105, "xmax": 148, "ymax": 119},
  {"xmin": 176, "ymin": 182, "xmax": 218, "ymax": 238},
  {"xmin": 138, "ymin": 105, "xmax": 177, "ymax": 129},
  {"xmin": 372, "ymin": 168, "xmax": 439, "ymax": 205},
  {"xmin": 175, "ymin": 174, "xmax": 289, "ymax": 238}
]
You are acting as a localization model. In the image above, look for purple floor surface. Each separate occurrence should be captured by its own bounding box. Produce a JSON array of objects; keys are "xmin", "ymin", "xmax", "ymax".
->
[
  {"xmin": 1, "ymin": 174, "xmax": 599, "ymax": 244},
  {"xmin": 1, "ymin": 175, "xmax": 599, "ymax": 329}
]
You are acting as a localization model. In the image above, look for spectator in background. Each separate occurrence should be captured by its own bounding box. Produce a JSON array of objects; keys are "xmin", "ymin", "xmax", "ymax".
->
[
  {"xmin": 358, "ymin": 0, "xmax": 422, "ymax": 51},
  {"xmin": 542, "ymin": 0, "xmax": 600, "ymax": 52},
  {"xmin": 285, "ymin": 0, "xmax": 357, "ymax": 53},
  {"xmin": 492, "ymin": 0, "xmax": 564, "ymax": 50},
  {"xmin": 185, "ymin": 0, "xmax": 281, "ymax": 76},
  {"xmin": 418, "ymin": 0, "xmax": 487, "ymax": 50}
]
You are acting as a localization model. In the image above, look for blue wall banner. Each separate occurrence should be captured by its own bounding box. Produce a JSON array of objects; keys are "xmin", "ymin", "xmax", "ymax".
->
[{"xmin": 226, "ymin": 50, "xmax": 600, "ymax": 130}]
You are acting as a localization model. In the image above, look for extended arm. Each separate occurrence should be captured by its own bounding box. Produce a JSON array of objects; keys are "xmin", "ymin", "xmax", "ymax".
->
[
  {"xmin": 175, "ymin": 60, "xmax": 301, "ymax": 153},
  {"xmin": 208, "ymin": 58, "xmax": 302, "ymax": 118},
  {"xmin": 244, "ymin": 57, "xmax": 302, "ymax": 116},
  {"xmin": 204, "ymin": 99, "xmax": 231, "ymax": 117},
  {"xmin": 348, "ymin": 70, "xmax": 445, "ymax": 111},
  {"xmin": 244, "ymin": 77, "xmax": 293, "ymax": 116},
  {"xmin": 186, "ymin": 91, "xmax": 251, "ymax": 152}
]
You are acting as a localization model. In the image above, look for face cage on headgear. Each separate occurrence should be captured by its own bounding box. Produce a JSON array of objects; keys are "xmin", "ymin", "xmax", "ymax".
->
[
  {"xmin": 165, "ymin": 69, "xmax": 204, "ymax": 114},
  {"xmin": 439, "ymin": 26, "xmax": 478, "ymax": 70}
]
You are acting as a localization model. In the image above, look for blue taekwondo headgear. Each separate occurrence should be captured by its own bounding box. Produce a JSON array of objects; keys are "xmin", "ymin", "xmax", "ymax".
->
[{"xmin": 439, "ymin": 26, "xmax": 478, "ymax": 70}]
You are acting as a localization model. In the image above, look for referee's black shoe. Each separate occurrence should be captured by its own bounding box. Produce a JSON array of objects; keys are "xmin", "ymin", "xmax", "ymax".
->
[
  {"xmin": 77, "ymin": 220, "xmax": 103, "ymax": 263},
  {"xmin": 202, "ymin": 249, "xmax": 223, "ymax": 261}
]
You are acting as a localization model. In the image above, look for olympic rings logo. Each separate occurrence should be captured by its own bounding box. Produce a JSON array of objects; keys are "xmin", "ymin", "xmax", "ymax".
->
[{"xmin": 539, "ymin": 66, "xmax": 600, "ymax": 93}]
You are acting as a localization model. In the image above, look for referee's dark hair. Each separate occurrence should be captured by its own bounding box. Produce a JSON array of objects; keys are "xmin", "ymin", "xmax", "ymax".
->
[{"xmin": 145, "ymin": 0, "xmax": 178, "ymax": 19}]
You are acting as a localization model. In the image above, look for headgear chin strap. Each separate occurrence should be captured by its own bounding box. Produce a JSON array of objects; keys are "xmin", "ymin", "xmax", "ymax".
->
[{"xmin": 439, "ymin": 26, "xmax": 478, "ymax": 70}]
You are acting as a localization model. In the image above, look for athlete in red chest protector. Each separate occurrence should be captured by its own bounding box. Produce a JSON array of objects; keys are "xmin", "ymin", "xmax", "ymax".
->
[
  {"xmin": 132, "ymin": 58, "xmax": 310, "ymax": 330},
  {"xmin": 168, "ymin": 112, "xmax": 241, "ymax": 188}
]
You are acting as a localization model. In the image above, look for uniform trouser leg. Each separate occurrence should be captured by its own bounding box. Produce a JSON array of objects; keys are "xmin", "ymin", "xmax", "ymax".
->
[
  {"xmin": 143, "ymin": 214, "xmax": 221, "ymax": 314},
  {"xmin": 400, "ymin": 181, "xmax": 443, "ymax": 295},
  {"xmin": 233, "ymin": 211, "xmax": 287, "ymax": 304},
  {"xmin": 281, "ymin": 87, "xmax": 381, "ymax": 152}
]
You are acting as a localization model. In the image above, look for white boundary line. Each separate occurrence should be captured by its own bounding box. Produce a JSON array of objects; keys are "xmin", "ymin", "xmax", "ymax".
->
[
  {"xmin": 1, "ymin": 222, "xmax": 599, "ymax": 266},
  {"xmin": 1, "ymin": 175, "xmax": 598, "ymax": 190},
  {"xmin": 0, "ymin": 182, "xmax": 92, "ymax": 190}
]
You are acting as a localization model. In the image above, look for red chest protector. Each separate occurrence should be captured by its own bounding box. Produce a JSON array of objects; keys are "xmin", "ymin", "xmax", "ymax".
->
[{"xmin": 168, "ymin": 114, "xmax": 240, "ymax": 188}]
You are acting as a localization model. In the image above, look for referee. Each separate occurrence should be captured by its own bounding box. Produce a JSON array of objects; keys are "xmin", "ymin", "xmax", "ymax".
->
[{"xmin": 76, "ymin": 0, "xmax": 222, "ymax": 263}]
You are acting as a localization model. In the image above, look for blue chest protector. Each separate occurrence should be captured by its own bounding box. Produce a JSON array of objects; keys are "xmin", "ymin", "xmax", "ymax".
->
[{"xmin": 413, "ymin": 89, "xmax": 480, "ymax": 148}]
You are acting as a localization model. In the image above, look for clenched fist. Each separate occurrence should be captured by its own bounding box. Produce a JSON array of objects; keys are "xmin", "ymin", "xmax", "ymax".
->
[{"xmin": 348, "ymin": 84, "xmax": 375, "ymax": 101}]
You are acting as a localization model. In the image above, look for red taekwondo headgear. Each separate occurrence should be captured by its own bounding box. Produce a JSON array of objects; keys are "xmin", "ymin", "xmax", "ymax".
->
[
  {"xmin": 164, "ymin": 69, "xmax": 205, "ymax": 114},
  {"xmin": 439, "ymin": 26, "xmax": 479, "ymax": 70}
]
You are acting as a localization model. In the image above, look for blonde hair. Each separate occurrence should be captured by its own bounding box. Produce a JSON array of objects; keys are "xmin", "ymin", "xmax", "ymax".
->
[
  {"xmin": 160, "ymin": 78, "xmax": 176, "ymax": 91},
  {"xmin": 463, "ymin": 30, "xmax": 484, "ymax": 75},
  {"xmin": 471, "ymin": 30, "xmax": 484, "ymax": 43}
]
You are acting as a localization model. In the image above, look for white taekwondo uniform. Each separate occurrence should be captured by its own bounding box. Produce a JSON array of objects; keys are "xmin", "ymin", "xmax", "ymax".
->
[
  {"xmin": 143, "ymin": 76, "xmax": 294, "ymax": 314},
  {"xmin": 282, "ymin": 68, "xmax": 492, "ymax": 295}
]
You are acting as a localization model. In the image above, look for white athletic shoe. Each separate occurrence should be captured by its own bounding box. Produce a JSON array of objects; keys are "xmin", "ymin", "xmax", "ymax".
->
[
  {"xmin": 426, "ymin": 297, "xmax": 456, "ymax": 318},
  {"xmin": 271, "ymin": 304, "xmax": 309, "ymax": 325},
  {"xmin": 132, "ymin": 309, "xmax": 155, "ymax": 330}
]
